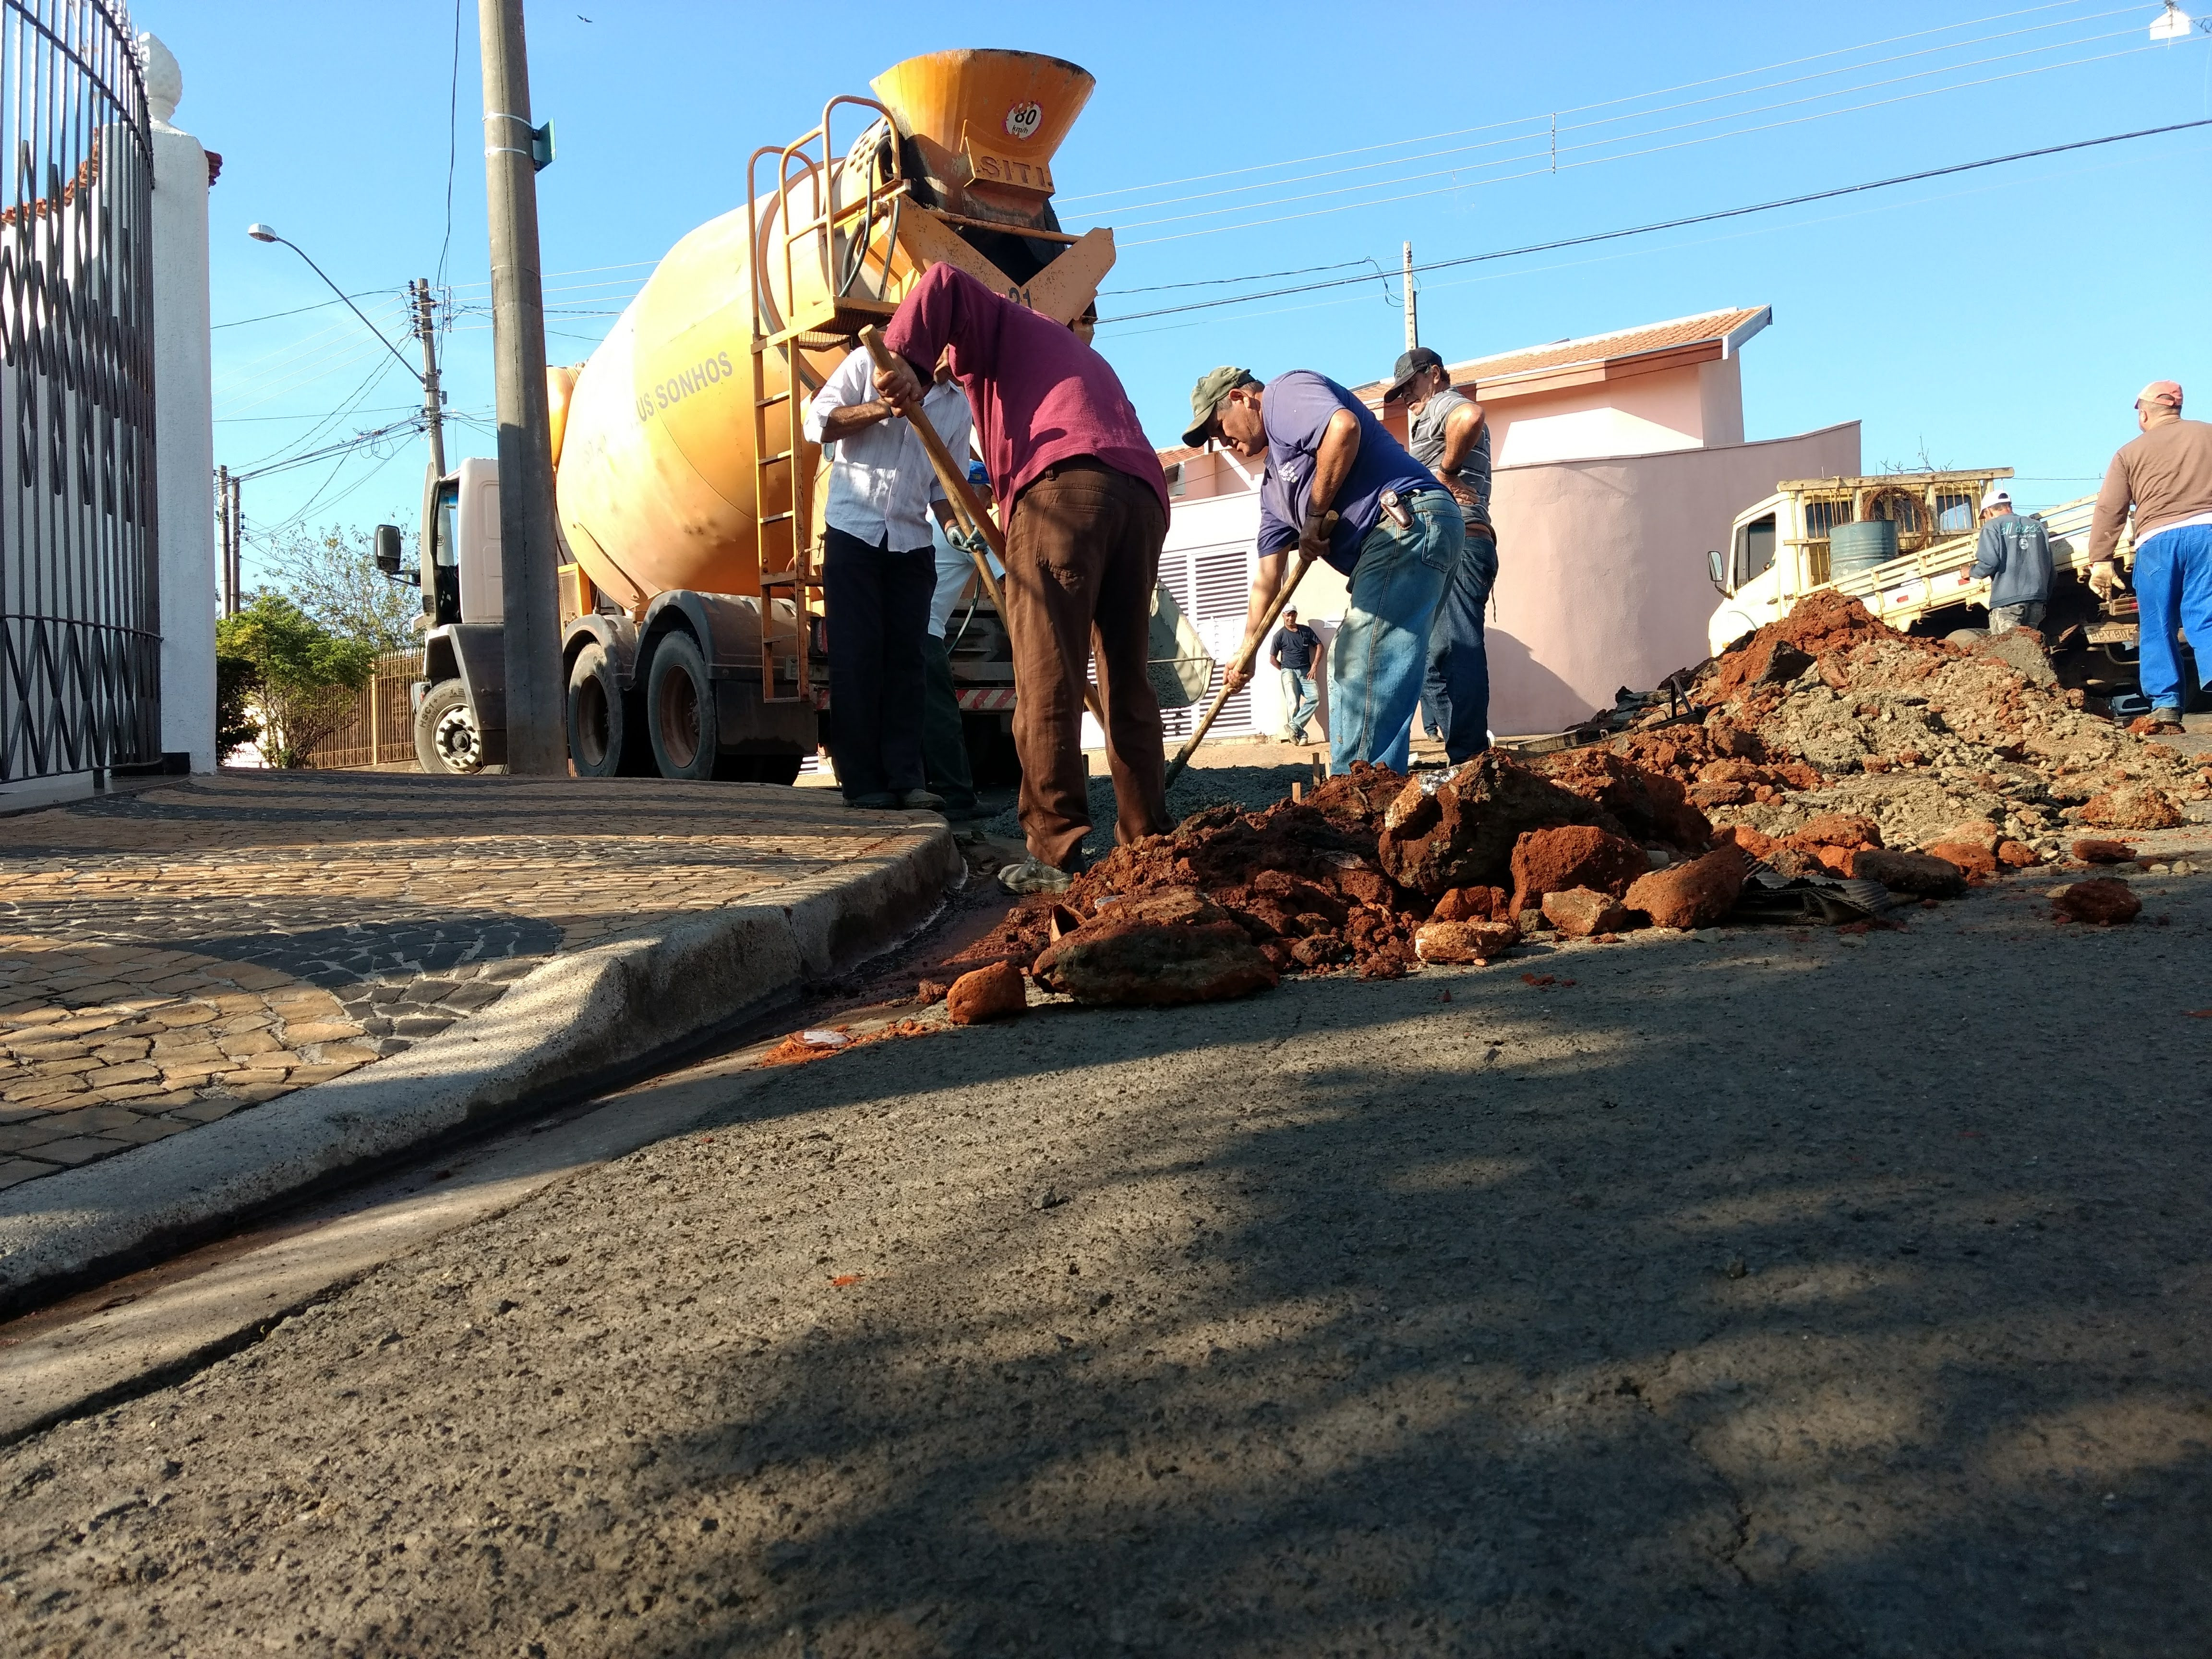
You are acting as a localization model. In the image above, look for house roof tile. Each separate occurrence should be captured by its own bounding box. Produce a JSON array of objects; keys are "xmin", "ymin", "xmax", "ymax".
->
[{"xmin": 1344, "ymin": 305, "xmax": 1770, "ymax": 398}]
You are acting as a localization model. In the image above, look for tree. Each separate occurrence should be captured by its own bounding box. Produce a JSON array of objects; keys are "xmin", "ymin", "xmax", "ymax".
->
[
  {"xmin": 216, "ymin": 595, "xmax": 377, "ymax": 768},
  {"xmin": 258, "ymin": 522, "xmax": 421, "ymax": 658}
]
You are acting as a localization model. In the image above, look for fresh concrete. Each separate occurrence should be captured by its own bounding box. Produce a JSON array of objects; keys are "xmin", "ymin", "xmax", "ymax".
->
[
  {"xmin": 0, "ymin": 820, "xmax": 960, "ymax": 1311},
  {"xmin": 0, "ymin": 863, "xmax": 2207, "ymax": 1655}
]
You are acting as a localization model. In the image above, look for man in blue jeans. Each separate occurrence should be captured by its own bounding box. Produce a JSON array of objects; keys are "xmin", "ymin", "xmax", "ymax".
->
[
  {"xmin": 2088, "ymin": 379, "xmax": 2212, "ymax": 734},
  {"xmin": 1185, "ymin": 365, "xmax": 1462, "ymax": 775},
  {"xmin": 1384, "ymin": 347, "xmax": 1497, "ymax": 761},
  {"xmin": 1269, "ymin": 607, "xmax": 1322, "ymax": 744}
]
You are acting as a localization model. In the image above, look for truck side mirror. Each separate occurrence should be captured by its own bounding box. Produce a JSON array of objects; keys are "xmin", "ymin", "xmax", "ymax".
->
[
  {"xmin": 1707, "ymin": 548, "xmax": 1731, "ymax": 595},
  {"xmin": 373, "ymin": 524, "xmax": 404, "ymax": 576}
]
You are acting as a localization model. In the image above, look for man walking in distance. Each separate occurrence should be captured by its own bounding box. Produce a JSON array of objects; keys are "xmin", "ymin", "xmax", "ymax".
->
[
  {"xmin": 804, "ymin": 344, "xmax": 973, "ymax": 808},
  {"xmin": 1270, "ymin": 607, "xmax": 1322, "ymax": 745},
  {"xmin": 1970, "ymin": 486, "xmax": 2052, "ymax": 636},
  {"xmin": 2089, "ymin": 380, "xmax": 2212, "ymax": 735},
  {"xmin": 1384, "ymin": 346, "xmax": 1497, "ymax": 762},
  {"xmin": 874, "ymin": 264, "xmax": 1172, "ymax": 893},
  {"xmin": 919, "ymin": 461, "xmax": 998, "ymax": 820},
  {"xmin": 1186, "ymin": 366, "xmax": 1462, "ymax": 775}
]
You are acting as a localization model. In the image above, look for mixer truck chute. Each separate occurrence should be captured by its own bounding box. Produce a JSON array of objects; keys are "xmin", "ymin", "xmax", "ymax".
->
[{"xmin": 406, "ymin": 48, "xmax": 1115, "ymax": 780}]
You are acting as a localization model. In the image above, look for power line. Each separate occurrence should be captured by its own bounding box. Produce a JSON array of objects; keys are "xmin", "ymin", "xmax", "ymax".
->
[
  {"xmin": 1100, "ymin": 257, "xmax": 1382, "ymax": 298},
  {"xmin": 436, "ymin": 0, "xmax": 462, "ymax": 289},
  {"xmin": 1097, "ymin": 116, "xmax": 2212, "ymax": 325},
  {"xmin": 213, "ymin": 290, "xmax": 399, "ymax": 330},
  {"xmin": 1121, "ymin": 28, "xmax": 2188, "ymax": 245},
  {"xmin": 1059, "ymin": 0, "xmax": 2110, "ymax": 206}
]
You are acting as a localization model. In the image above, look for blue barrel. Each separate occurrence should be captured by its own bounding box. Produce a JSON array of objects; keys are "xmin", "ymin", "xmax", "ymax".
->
[{"xmin": 1828, "ymin": 518, "xmax": 1899, "ymax": 577}]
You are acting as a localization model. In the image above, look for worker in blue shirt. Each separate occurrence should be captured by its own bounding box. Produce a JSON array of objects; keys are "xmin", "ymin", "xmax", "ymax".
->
[
  {"xmin": 1184, "ymin": 366, "xmax": 1462, "ymax": 774},
  {"xmin": 1269, "ymin": 606, "xmax": 1322, "ymax": 745}
]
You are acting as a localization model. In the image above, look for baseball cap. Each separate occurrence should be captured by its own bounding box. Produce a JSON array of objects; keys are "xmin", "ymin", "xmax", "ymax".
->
[
  {"xmin": 1980, "ymin": 486, "xmax": 2011, "ymax": 512},
  {"xmin": 966, "ymin": 460, "xmax": 990, "ymax": 487},
  {"xmin": 1384, "ymin": 346, "xmax": 1445, "ymax": 403},
  {"xmin": 1183, "ymin": 366, "xmax": 1259, "ymax": 448},
  {"xmin": 2137, "ymin": 380, "xmax": 2183, "ymax": 411}
]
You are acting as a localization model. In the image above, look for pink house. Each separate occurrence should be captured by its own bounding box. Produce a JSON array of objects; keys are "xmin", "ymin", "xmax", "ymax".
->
[{"xmin": 1143, "ymin": 306, "xmax": 1861, "ymax": 741}]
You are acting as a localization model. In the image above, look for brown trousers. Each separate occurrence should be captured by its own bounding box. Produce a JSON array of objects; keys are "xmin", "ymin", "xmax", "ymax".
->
[{"xmin": 1004, "ymin": 459, "xmax": 1170, "ymax": 869}]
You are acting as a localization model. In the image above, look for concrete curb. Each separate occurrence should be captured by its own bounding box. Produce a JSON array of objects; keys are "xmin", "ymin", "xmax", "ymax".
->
[{"xmin": 0, "ymin": 821, "xmax": 961, "ymax": 1313}]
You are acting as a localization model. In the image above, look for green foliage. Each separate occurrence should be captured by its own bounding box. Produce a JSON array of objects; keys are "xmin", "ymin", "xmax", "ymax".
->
[
  {"xmin": 259, "ymin": 522, "xmax": 421, "ymax": 657},
  {"xmin": 215, "ymin": 653, "xmax": 260, "ymax": 756},
  {"xmin": 216, "ymin": 595, "xmax": 377, "ymax": 768}
]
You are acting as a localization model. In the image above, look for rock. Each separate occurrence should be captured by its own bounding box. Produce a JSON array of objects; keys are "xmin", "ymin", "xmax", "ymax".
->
[
  {"xmin": 1971, "ymin": 627, "xmax": 2056, "ymax": 687},
  {"xmin": 1851, "ymin": 848, "xmax": 1966, "ymax": 898},
  {"xmin": 1535, "ymin": 748, "xmax": 1712, "ymax": 850},
  {"xmin": 945, "ymin": 962, "xmax": 1028, "ymax": 1025},
  {"xmin": 915, "ymin": 978, "xmax": 950, "ymax": 1006},
  {"xmin": 1431, "ymin": 885, "xmax": 1508, "ymax": 923},
  {"xmin": 2052, "ymin": 878, "xmax": 2141, "ymax": 925},
  {"xmin": 1623, "ymin": 848, "xmax": 1746, "ymax": 929},
  {"xmin": 1711, "ymin": 637, "xmax": 1814, "ymax": 701},
  {"xmin": 1938, "ymin": 819, "xmax": 2004, "ymax": 851},
  {"xmin": 1996, "ymin": 840, "xmax": 2039, "ymax": 868},
  {"xmin": 1713, "ymin": 823, "xmax": 1779, "ymax": 861},
  {"xmin": 1377, "ymin": 751, "xmax": 1623, "ymax": 896},
  {"xmin": 1031, "ymin": 888, "xmax": 1277, "ymax": 1006},
  {"xmin": 2072, "ymin": 838, "xmax": 2137, "ymax": 864},
  {"xmin": 1541, "ymin": 887, "xmax": 1636, "ymax": 938},
  {"xmin": 2075, "ymin": 783, "xmax": 2186, "ymax": 830},
  {"xmin": 1413, "ymin": 920, "xmax": 1521, "ymax": 963},
  {"xmin": 1794, "ymin": 813, "xmax": 1883, "ymax": 849},
  {"xmin": 1923, "ymin": 840, "xmax": 1998, "ymax": 879},
  {"xmin": 1508, "ymin": 825, "xmax": 1648, "ymax": 916}
]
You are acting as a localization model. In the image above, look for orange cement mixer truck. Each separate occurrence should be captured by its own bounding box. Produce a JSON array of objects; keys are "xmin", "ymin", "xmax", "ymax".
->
[{"xmin": 402, "ymin": 48, "xmax": 1117, "ymax": 780}]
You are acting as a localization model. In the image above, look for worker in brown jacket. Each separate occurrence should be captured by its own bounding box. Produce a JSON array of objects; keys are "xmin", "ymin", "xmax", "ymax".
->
[{"xmin": 2088, "ymin": 380, "xmax": 2212, "ymax": 734}]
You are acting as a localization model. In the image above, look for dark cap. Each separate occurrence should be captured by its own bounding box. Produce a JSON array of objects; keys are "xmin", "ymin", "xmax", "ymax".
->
[
  {"xmin": 1183, "ymin": 365, "xmax": 1260, "ymax": 448},
  {"xmin": 1384, "ymin": 346, "xmax": 1445, "ymax": 402}
]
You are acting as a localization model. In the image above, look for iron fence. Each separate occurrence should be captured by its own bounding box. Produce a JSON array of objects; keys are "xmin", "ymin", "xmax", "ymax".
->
[{"xmin": 0, "ymin": 0, "xmax": 158, "ymax": 783}]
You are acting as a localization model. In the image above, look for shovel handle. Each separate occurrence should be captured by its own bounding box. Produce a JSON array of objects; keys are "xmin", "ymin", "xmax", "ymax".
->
[{"xmin": 1164, "ymin": 545, "xmax": 1322, "ymax": 789}]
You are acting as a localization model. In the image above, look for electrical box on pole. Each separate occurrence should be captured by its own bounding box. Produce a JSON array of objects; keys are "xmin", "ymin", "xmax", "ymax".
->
[{"xmin": 477, "ymin": 0, "xmax": 566, "ymax": 776}]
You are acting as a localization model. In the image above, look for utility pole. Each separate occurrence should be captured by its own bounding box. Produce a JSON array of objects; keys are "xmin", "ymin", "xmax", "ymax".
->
[
  {"xmin": 1402, "ymin": 241, "xmax": 1418, "ymax": 351},
  {"xmin": 412, "ymin": 278, "xmax": 447, "ymax": 479},
  {"xmin": 478, "ymin": 0, "xmax": 565, "ymax": 776},
  {"xmin": 213, "ymin": 466, "xmax": 241, "ymax": 615}
]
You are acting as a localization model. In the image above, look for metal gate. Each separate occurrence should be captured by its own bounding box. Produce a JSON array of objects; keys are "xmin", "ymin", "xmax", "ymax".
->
[{"xmin": 0, "ymin": 0, "xmax": 159, "ymax": 783}]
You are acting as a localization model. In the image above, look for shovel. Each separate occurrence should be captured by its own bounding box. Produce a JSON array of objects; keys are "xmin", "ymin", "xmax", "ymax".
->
[{"xmin": 1163, "ymin": 523, "xmax": 1330, "ymax": 789}]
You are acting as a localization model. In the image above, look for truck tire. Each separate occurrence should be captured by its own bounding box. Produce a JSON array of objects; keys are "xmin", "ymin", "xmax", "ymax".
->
[
  {"xmin": 646, "ymin": 631, "xmax": 721, "ymax": 781},
  {"xmin": 567, "ymin": 641, "xmax": 649, "ymax": 777},
  {"xmin": 414, "ymin": 679, "xmax": 486, "ymax": 774}
]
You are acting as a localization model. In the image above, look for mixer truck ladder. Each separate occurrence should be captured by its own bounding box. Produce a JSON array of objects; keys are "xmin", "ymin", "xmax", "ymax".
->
[{"xmin": 744, "ymin": 98, "xmax": 905, "ymax": 707}]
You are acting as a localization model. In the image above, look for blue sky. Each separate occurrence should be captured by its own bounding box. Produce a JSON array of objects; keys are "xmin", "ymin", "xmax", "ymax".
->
[{"xmin": 139, "ymin": 0, "xmax": 2212, "ymax": 573}]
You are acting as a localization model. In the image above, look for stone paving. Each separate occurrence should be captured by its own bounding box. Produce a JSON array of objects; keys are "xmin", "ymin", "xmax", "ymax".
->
[{"xmin": 0, "ymin": 770, "xmax": 944, "ymax": 1193}]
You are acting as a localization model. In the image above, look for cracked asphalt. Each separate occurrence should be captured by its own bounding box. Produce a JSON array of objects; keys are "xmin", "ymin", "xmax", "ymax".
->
[{"xmin": 1, "ymin": 865, "xmax": 2209, "ymax": 1657}]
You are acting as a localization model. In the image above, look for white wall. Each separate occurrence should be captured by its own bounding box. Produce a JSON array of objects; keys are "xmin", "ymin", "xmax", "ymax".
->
[{"xmin": 145, "ymin": 36, "xmax": 217, "ymax": 771}]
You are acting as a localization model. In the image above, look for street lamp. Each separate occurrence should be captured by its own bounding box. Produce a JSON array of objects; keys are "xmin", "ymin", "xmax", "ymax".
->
[{"xmin": 245, "ymin": 222, "xmax": 445, "ymax": 476}]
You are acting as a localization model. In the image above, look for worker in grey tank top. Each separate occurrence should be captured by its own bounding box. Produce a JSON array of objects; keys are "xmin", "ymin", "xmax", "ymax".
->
[{"xmin": 1385, "ymin": 347, "xmax": 1499, "ymax": 761}]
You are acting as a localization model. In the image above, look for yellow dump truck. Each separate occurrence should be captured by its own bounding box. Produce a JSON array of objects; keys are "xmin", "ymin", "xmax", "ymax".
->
[{"xmin": 404, "ymin": 48, "xmax": 1116, "ymax": 778}]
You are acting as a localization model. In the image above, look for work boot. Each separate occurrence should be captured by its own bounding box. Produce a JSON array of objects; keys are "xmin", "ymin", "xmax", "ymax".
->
[
  {"xmin": 897, "ymin": 787, "xmax": 945, "ymax": 810},
  {"xmin": 998, "ymin": 857, "xmax": 1073, "ymax": 895},
  {"xmin": 2129, "ymin": 709, "xmax": 2186, "ymax": 736}
]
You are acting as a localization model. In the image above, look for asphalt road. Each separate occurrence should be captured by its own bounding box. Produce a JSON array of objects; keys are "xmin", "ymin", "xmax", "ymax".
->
[{"xmin": 2, "ymin": 868, "xmax": 2209, "ymax": 1658}]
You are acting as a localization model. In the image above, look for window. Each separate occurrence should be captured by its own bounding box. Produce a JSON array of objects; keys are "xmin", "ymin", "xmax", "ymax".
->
[
  {"xmin": 433, "ymin": 481, "xmax": 460, "ymax": 568},
  {"xmin": 1734, "ymin": 513, "xmax": 1776, "ymax": 588},
  {"xmin": 1165, "ymin": 461, "xmax": 1186, "ymax": 498}
]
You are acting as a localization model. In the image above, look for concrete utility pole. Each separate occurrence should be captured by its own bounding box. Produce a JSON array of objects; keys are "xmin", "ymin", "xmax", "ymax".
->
[
  {"xmin": 213, "ymin": 466, "xmax": 241, "ymax": 616},
  {"xmin": 478, "ymin": 0, "xmax": 565, "ymax": 776},
  {"xmin": 1402, "ymin": 241, "xmax": 1418, "ymax": 350},
  {"xmin": 412, "ymin": 279, "xmax": 447, "ymax": 480}
]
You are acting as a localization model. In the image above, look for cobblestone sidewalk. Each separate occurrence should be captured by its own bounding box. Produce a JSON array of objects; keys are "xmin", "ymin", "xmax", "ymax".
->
[{"xmin": 0, "ymin": 771, "xmax": 943, "ymax": 1192}]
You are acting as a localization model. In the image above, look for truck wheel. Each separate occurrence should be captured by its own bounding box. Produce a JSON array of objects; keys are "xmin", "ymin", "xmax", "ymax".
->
[
  {"xmin": 566, "ymin": 642, "xmax": 640, "ymax": 778},
  {"xmin": 646, "ymin": 631, "xmax": 721, "ymax": 781},
  {"xmin": 414, "ymin": 679, "xmax": 485, "ymax": 774}
]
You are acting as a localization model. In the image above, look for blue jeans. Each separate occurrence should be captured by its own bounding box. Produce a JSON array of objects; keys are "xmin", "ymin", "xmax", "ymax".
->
[
  {"xmin": 1418, "ymin": 525, "xmax": 1498, "ymax": 762},
  {"xmin": 2135, "ymin": 524, "xmax": 2212, "ymax": 713},
  {"xmin": 1277, "ymin": 669, "xmax": 1319, "ymax": 740},
  {"xmin": 1329, "ymin": 491, "xmax": 1464, "ymax": 775}
]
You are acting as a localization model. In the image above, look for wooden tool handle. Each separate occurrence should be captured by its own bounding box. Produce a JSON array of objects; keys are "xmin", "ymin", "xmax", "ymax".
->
[{"xmin": 1164, "ymin": 545, "xmax": 1321, "ymax": 789}]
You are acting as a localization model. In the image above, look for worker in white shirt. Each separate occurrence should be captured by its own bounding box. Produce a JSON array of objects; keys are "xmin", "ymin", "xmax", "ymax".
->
[{"xmin": 803, "ymin": 345, "xmax": 974, "ymax": 809}]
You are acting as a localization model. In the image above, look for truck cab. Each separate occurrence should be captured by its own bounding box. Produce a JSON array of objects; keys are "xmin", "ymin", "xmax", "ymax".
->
[{"xmin": 400, "ymin": 458, "xmax": 821, "ymax": 782}]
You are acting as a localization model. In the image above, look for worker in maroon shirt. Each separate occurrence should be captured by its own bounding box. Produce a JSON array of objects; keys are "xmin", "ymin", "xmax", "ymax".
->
[{"xmin": 874, "ymin": 263, "xmax": 1173, "ymax": 894}]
